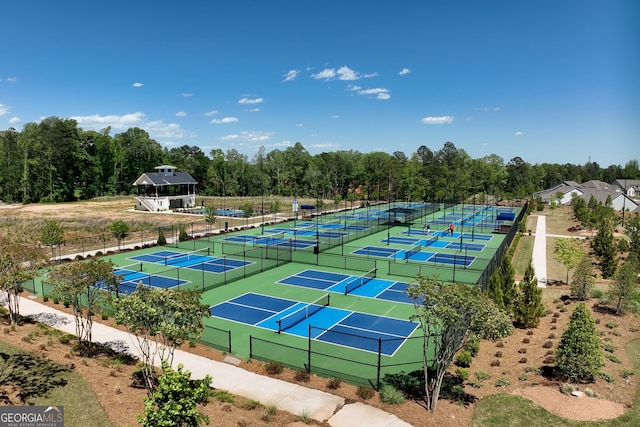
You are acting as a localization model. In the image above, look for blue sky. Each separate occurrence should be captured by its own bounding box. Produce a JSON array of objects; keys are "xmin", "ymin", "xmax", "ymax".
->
[{"xmin": 1, "ymin": 1, "xmax": 637, "ymax": 167}]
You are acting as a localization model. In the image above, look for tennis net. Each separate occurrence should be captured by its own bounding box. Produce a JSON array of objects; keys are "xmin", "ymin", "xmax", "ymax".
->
[
  {"xmin": 424, "ymin": 234, "xmax": 439, "ymax": 247},
  {"xmin": 277, "ymin": 293, "xmax": 330, "ymax": 333},
  {"xmin": 404, "ymin": 244, "xmax": 421, "ymax": 260},
  {"xmin": 344, "ymin": 268, "xmax": 377, "ymax": 295},
  {"xmin": 254, "ymin": 232, "xmax": 286, "ymax": 246},
  {"xmin": 113, "ymin": 262, "xmax": 143, "ymax": 275},
  {"xmin": 293, "ymin": 224, "xmax": 316, "ymax": 237},
  {"xmin": 164, "ymin": 247, "xmax": 211, "ymax": 266}
]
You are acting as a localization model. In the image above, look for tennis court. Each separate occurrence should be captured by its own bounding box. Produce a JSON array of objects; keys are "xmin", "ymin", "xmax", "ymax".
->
[
  {"xmin": 351, "ymin": 245, "xmax": 400, "ymax": 258},
  {"xmin": 130, "ymin": 249, "xmax": 252, "ymax": 273},
  {"xmin": 209, "ymin": 292, "xmax": 417, "ymax": 355},
  {"xmin": 277, "ymin": 269, "xmax": 414, "ymax": 304},
  {"xmin": 112, "ymin": 266, "xmax": 188, "ymax": 294},
  {"xmin": 223, "ymin": 234, "xmax": 317, "ymax": 249},
  {"xmin": 404, "ymin": 229, "xmax": 494, "ymax": 241}
]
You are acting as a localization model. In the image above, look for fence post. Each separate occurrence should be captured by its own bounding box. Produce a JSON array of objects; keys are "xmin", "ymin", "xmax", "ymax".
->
[
  {"xmin": 307, "ymin": 324, "xmax": 312, "ymax": 373},
  {"xmin": 249, "ymin": 335, "xmax": 253, "ymax": 359},
  {"xmin": 376, "ymin": 338, "xmax": 382, "ymax": 390}
]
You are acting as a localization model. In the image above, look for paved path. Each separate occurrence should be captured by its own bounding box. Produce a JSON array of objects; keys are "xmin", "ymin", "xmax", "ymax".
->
[
  {"xmin": 18, "ymin": 297, "xmax": 412, "ymax": 427},
  {"xmin": 532, "ymin": 215, "xmax": 548, "ymax": 287}
]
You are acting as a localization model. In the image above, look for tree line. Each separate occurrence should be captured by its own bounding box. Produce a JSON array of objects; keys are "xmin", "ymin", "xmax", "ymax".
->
[{"xmin": 2, "ymin": 117, "xmax": 639, "ymax": 204}]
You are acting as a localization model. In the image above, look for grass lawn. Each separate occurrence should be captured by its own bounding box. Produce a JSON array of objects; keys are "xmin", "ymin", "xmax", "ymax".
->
[{"xmin": 0, "ymin": 340, "xmax": 115, "ymax": 427}]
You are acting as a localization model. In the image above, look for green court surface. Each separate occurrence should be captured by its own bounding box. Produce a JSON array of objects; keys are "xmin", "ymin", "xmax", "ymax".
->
[{"xmin": 28, "ymin": 202, "xmax": 522, "ymax": 388}]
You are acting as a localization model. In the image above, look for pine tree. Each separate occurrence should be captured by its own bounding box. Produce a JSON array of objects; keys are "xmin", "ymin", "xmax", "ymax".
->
[
  {"xmin": 486, "ymin": 270, "xmax": 505, "ymax": 310},
  {"xmin": 513, "ymin": 261, "xmax": 545, "ymax": 328},
  {"xmin": 556, "ymin": 303, "xmax": 604, "ymax": 382},
  {"xmin": 499, "ymin": 256, "xmax": 518, "ymax": 315},
  {"xmin": 607, "ymin": 253, "xmax": 640, "ymax": 315},
  {"xmin": 592, "ymin": 218, "xmax": 617, "ymax": 278},
  {"xmin": 570, "ymin": 255, "xmax": 594, "ymax": 300}
]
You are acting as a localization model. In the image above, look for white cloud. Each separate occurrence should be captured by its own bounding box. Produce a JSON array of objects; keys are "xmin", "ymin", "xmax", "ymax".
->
[
  {"xmin": 337, "ymin": 66, "xmax": 360, "ymax": 81},
  {"xmin": 514, "ymin": 131, "xmax": 524, "ymax": 136},
  {"xmin": 210, "ymin": 117, "xmax": 239, "ymax": 124},
  {"xmin": 132, "ymin": 82, "xmax": 143, "ymax": 88},
  {"xmin": 295, "ymin": 123, "xmax": 304, "ymax": 127},
  {"xmin": 245, "ymin": 108, "xmax": 260, "ymax": 112},
  {"xmin": 0, "ymin": 104, "xmax": 10, "ymax": 116},
  {"xmin": 311, "ymin": 68, "xmax": 337, "ymax": 80},
  {"xmin": 282, "ymin": 69, "xmax": 299, "ymax": 82},
  {"xmin": 219, "ymin": 130, "xmax": 272, "ymax": 143},
  {"xmin": 308, "ymin": 143, "xmax": 341, "ymax": 150},
  {"xmin": 175, "ymin": 111, "xmax": 187, "ymax": 117},
  {"xmin": 9, "ymin": 117, "xmax": 20, "ymax": 124},
  {"xmin": 204, "ymin": 110, "xmax": 218, "ymax": 117},
  {"xmin": 331, "ymin": 115, "xmax": 339, "ymax": 119},
  {"xmin": 355, "ymin": 87, "xmax": 390, "ymax": 100},
  {"xmin": 399, "ymin": 68, "xmax": 411, "ymax": 75},
  {"xmin": 421, "ymin": 116, "xmax": 454, "ymax": 125},
  {"xmin": 238, "ymin": 97, "xmax": 263, "ymax": 104},
  {"xmin": 70, "ymin": 112, "xmax": 191, "ymax": 139},
  {"xmin": 179, "ymin": 93, "xmax": 193, "ymax": 97}
]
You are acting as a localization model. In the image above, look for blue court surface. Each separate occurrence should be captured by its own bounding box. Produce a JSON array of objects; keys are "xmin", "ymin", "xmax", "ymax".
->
[
  {"xmin": 352, "ymin": 245, "xmax": 476, "ymax": 266},
  {"xmin": 223, "ymin": 234, "xmax": 317, "ymax": 249},
  {"xmin": 111, "ymin": 267, "xmax": 187, "ymax": 294},
  {"xmin": 404, "ymin": 229, "xmax": 493, "ymax": 241},
  {"xmin": 383, "ymin": 236, "xmax": 486, "ymax": 252},
  {"xmin": 351, "ymin": 245, "xmax": 400, "ymax": 258},
  {"xmin": 130, "ymin": 250, "xmax": 252, "ymax": 272},
  {"xmin": 277, "ymin": 269, "xmax": 415, "ymax": 304},
  {"xmin": 209, "ymin": 292, "xmax": 417, "ymax": 355}
]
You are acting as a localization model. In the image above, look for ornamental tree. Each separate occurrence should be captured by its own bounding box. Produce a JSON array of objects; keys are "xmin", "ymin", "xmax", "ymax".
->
[
  {"xmin": 554, "ymin": 237, "xmax": 584, "ymax": 285},
  {"xmin": 0, "ymin": 238, "xmax": 47, "ymax": 325},
  {"xmin": 407, "ymin": 277, "xmax": 513, "ymax": 412},
  {"xmin": 570, "ymin": 255, "xmax": 595, "ymax": 301},
  {"xmin": 47, "ymin": 259, "xmax": 118, "ymax": 356},
  {"xmin": 113, "ymin": 287, "xmax": 210, "ymax": 396}
]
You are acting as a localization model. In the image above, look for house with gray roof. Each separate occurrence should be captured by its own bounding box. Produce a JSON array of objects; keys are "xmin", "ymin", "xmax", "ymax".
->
[
  {"xmin": 533, "ymin": 179, "xmax": 640, "ymax": 213},
  {"xmin": 614, "ymin": 179, "xmax": 640, "ymax": 199},
  {"xmin": 132, "ymin": 165, "xmax": 197, "ymax": 212}
]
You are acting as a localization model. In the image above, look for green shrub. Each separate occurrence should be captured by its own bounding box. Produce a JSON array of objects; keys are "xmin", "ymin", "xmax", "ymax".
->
[
  {"xmin": 591, "ymin": 288, "xmax": 604, "ymax": 299},
  {"xmin": 383, "ymin": 370, "xmax": 424, "ymax": 398},
  {"xmin": 599, "ymin": 371, "xmax": 615, "ymax": 383},
  {"xmin": 454, "ymin": 350, "xmax": 473, "ymax": 368},
  {"xmin": 43, "ymin": 295, "xmax": 49, "ymax": 302},
  {"xmin": 261, "ymin": 405, "xmax": 278, "ymax": 422},
  {"xmin": 606, "ymin": 354, "xmax": 621, "ymax": 364},
  {"xmin": 495, "ymin": 377, "xmax": 510, "ymax": 387},
  {"xmin": 455, "ymin": 367, "xmax": 470, "ymax": 381},
  {"xmin": 603, "ymin": 343, "xmax": 616, "ymax": 353},
  {"xmin": 475, "ymin": 371, "xmax": 491, "ymax": 380},
  {"xmin": 210, "ymin": 389, "xmax": 235, "ymax": 404},
  {"xmin": 356, "ymin": 385, "xmax": 375, "ymax": 400},
  {"xmin": 518, "ymin": 373, "xmax": 530, "ymax": 381},
  {"xmin": 379, "ymin": 385, "xmax": 405, "ymax": 405},
  {"xmin": 605, "ymin": 321, "xmax": 618, "ymax": 329},
  {"xmin": 464, "ymin": 336, "xmax": 480, "ymax": 357},
  {"xmin": 240, "ymin": 399, "xmax": 262, "ymax": 410},
  {"xmin": 621, "ymin": 369, "xmax": 636, "ymax": 379}
]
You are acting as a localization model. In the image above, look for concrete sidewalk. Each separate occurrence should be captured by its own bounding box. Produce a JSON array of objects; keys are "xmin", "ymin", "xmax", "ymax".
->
[
  {"xmin": 18, "ymin": 296, "xmax": 413, "ymax": 427},
  {"xmin": 532, "ymin": 215, "xmax": 547, "ymax": 287}
]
